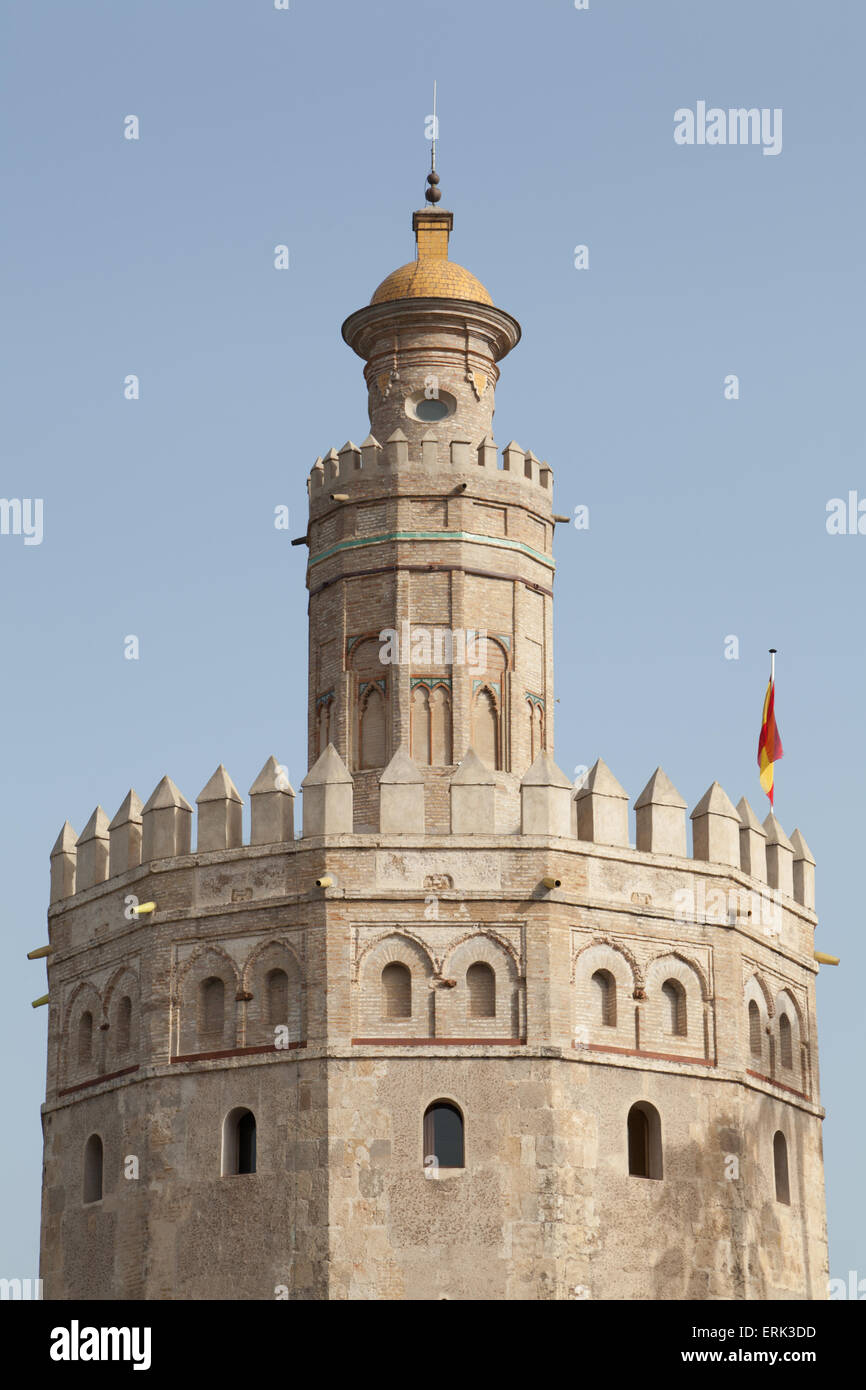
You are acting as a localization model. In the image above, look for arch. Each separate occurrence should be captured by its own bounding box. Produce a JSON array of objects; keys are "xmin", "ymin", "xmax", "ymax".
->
[
  {"xmin": 265, "ymin": 968, "xmax": 288, "ymax": 1026},
  {"xmin": 411, "ymin": 685, "xmax": 430, "ymax": 764},
  {"xmin": 744, "ymin": 975, "xmax": 772, "ymax": 1071},
  {"xmin": 773, "ymin": 1131, "xmax": 790, "ymax": 1204},
  {"xmin": 430, "ymin": 684, "xmax": 452, "ymax": 765},
  {"xmin": 472, "ymin": 685, "xmax": 499, "ymax": 770},
  {"xmin": 356, "ymin": 932, "xmax": 435, "ymax": 1037},
  {"xmin": 627, "ymin": 1102, "xmax": 662, "ymax": 1180},
  {"xmin": 661, "ymin": 978, "xmax": 687, "ymax": 1036},
  {"xmin": 222, "ymin": 1107, "xmax": 257, "ymax": 1176},
  {"xmin": 779, "ymin": 1012, "xmax": 793, "ymax": 1070},
  {"xmin": 77, "ymin": 1010, "xmax": 94, "ymax": 1066},
  {"xmin": 359, "ymin": 684, "xmax": 387, "ymax": 769},
  {"xmin": 355, "ymin": 928, "xmax": 438, "ymax": 980},
  {"xmin": 527, "ymin": 700, "xmax": 545, "ymax": 762},
  {"xmin": 104, "ymin": 967, "xmax": 139, "ymax": 1065},
  {"xmin": 115, "ymin": 996, "xmax": 132, "ymax": 1054},
  {"xmin": 573, "ymin": 941, "xmax": 637, "ymax": 1050},
  {"xmin": 240, "ymin": 939, "xmax": 304, "ymax": 1049},
  {"xmin": 177, "ymin": 945, "xmax": 240, "ymax": 1056},
  {"xmin": 467, "ymin": 962, "xmax": 496, "ymax": 1018},
  {"xmin": 591, "ymin": 969, "xmax": 617, "ymax": 1027},
  {"xmin": 382, "ymin": 962, "xmax": 412, "ymax": 1019},
  {"xmin": 443, "ymin": 932, "xmax": 522, "ymax": 1038},
  {"xmin": 62, "ymin": 980, "xmax": 104, "ymax": 1084},
  {"xmin": 83, "ymin": 1133, "xmax": 103, "ymax": 1204},
  {"xmin": 200, "ymin": 977, "xmax": 225, "ymax": 1038},
  {"xmin": 317, "ymin": 699, "xmax": 332, "ymax": 757},
  {"xmin": 645, "ymin": 954, "xmax": 706, "ymax": 1051},
  {"xmin": 423, "ymin": 1100, "xmax": 464, "ymax": 1170}
]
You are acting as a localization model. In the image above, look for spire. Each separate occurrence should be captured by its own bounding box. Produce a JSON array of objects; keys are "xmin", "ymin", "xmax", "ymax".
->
[{"xmin": 425, "ymin": 79, "xmax": 441, "ymax": 204}]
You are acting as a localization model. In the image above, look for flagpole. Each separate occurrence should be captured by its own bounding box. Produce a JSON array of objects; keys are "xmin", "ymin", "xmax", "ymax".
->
[{"xmin": 769, "ymin": 648, "xmax": 777, "ymax": 812}]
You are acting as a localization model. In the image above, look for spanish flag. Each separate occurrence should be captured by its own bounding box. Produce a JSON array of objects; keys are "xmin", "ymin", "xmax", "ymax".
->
[{"xmin": 757, "ymin": 677, "xmax": 783, "ymax": 806}]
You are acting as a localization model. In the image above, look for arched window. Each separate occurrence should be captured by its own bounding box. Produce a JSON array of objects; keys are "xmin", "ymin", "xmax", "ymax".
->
[
  {"xmin": 430, "ymin": 686, "xmax": 452, "ymax": 765},
  {"xmin": 423, "ymin": 1101, "xmax": 464, "ymax": 1170},
  {"xmin": 591, "ymin": 969, "xmax": 616, "ymax": 1027},
  {"xmin": 83, "ymin": 1133, "xmax": 103, "ymax": 1204},
  {"xmin": 773, "ymin": 1131, "xmax": 790, "ymax": 1204},
  {"xmin": 317, "ymin": 700, "xmax": 331, "ymax": 757},
  {"xmin": 265, "ymin": 968, "xmax": 288, "ymax": 1027},
  {"xmin": 749, "ymin": 999, "xmax": 762, "ymax": 1058},
  {"xmin": 411, "ymin": 686, "xmax": 431, "ymax": 764},
  {"xmin": 779, "ymin": 1013, "xmax": 793, "ymax": 1070},
  {"xmin": 115, "ymin": 996, "xmax": 132, "ymax": 1054},
  {"xmin": 382, "ymin": 962, "xmax": 411, "ymax": 1019},
  {"xmin": 77, "ymin": 1010, "xmax": 93, "ymax": 1066},
  {"xmin": 661, "ymin": 979, "xmax": 687, "ymax": 1036},
  {"xmin": 223, "ymin": 1108, "xmax": 257, "ymax": 1176},
  {"xmin": 627, "ymin": 1102, "xmax": 663, "ymax": 1180},
  {"xmin": 467, "ymin": 962, "xmax": 496, "ymax": 1018},
  {"xmin": 528, "ymin": 701, "xmax": 545, "ymax": 762},
  {"xmin": 200, "ymin": 977, "xmax": 225, "ymax": 1038},
  {"xmin": 472, "ymin": 687, "xmax": 499, "ymax": 769},
  {"xmin": 359, "ymin": 684, "xmax": 386, "ymax": 769}
]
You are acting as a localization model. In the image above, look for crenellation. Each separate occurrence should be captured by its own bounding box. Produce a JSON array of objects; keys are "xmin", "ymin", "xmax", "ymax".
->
[
  {"xmin": 76, "ymin": 807, "xmax": 110, "ymax": 892},
  {"xmin": 635, "ymin": 768, "xmax": 688, "ymax": 857},
  {"xmin": 764, "ymin": 813, "xmax": 795, "ymax": 898},
  {"xmin": 108, "ymin": 791, "xmax": 142, "ymax": 877},
  {"xmin": 49, "ymin": 821, "xmax": 78, "ymax": 903},
  {"xmin": 141, "ymin": 776, "xmax": 193, "ymax": 862}
]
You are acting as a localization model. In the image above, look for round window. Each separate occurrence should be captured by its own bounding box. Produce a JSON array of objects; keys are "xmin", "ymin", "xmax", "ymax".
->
[
  {"xmin": 415, "ymin": 398, "xmax": 449, "ymax": 422},
  {"xmin": 406, "ymin": 388, "xmax": 457, "ymax": 423}
]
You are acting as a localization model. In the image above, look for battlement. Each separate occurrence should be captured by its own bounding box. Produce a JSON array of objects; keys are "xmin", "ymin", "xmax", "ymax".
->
[
  {"xmin": 306, "ymin": 433, "xmax": 554, "ymax": 499},
  {"xmin": 48, "ymin": 748, "xmax": 816, "ymax": 917}
]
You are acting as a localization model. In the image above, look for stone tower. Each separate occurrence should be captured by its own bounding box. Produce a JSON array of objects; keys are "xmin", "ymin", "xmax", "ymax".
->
[{"xmin": 37, "ymin": 185, "xmax": 829, "ymax": 1301}]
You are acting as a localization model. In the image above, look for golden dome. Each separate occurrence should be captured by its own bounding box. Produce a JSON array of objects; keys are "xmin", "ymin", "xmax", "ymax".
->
[{"xmin": 370, "ymin": 208, "xmax": 493, "ymax": 306}]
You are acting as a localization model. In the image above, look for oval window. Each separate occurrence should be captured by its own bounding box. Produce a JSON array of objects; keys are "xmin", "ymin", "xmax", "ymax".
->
[{"xmin": 415, "ymin": 398, "xmax": 449, "ymax": 422}]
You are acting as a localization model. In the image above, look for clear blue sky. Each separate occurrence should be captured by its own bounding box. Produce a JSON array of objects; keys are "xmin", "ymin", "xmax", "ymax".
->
[{"xmin": 2, "ymin": 0, "xmax": 862, "ymax": 1288}]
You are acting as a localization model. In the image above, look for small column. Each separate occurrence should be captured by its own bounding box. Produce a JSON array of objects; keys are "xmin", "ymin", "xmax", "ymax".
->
[
  {"xmin": 450, "ymin": 747, "xmax": 495, "ymax": 834},
  {"xmin": 635, "ymin": 767, "xmax": 687, "ymax": 856},
  {"xmin": 763, "ymin": 813, "xmax": 795, "ymax": 898},
  {"xmin": 379, "ymin": 748, "xmax": 425, "ymax": 833},
  {"xmin": 574, "ymin": 758, "xmax": 629, "ymax": 847},
  {"xmin": 249, "ymin": 756, "xmax": 295, "ymax": 845},
  {"xmin": 301, "ymin": 743, "xmax": 353, "ymax": 836},
  {"xmin": 141, "ymin": 776, "xmax": 193, "ymax": 861},
  {"xmin": 196, "ymin": 765, "xmax": 244, "ymax": 852},
  {"xmin": 520, "ymin": 750, "xmax": 574, "ymax": 837},
  {"xmin": 76, "ymin": 807, "xmax": 110, "ymax": 891},
  {"xmin": 109, "ymin": 791, "xmax": 143, "ymax": 877},
  {"xmin": 790, "ymin": 828, "xmax": 816, "ymax": 909},
  {"xmin": 50, "ymin": 821, "xmax": 78, "ymax": 903},
  {"xmin": 690, "ymin": 782, "xmax": 740, "ymax": 866},
  {"xmin": 736, "ymin": 798, "xmax": 767, "ymax": 880}
]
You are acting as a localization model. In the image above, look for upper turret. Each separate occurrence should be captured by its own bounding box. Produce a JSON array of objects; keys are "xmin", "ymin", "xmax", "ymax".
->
[{"xmin": 341, "ymin": 199, "xmax": 520, "ymax": 450}]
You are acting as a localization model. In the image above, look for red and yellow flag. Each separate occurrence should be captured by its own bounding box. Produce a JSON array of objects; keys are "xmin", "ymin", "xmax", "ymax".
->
[{"xmin": 757, "ymin": 678, "xmax": 783, "ymax": 806}]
